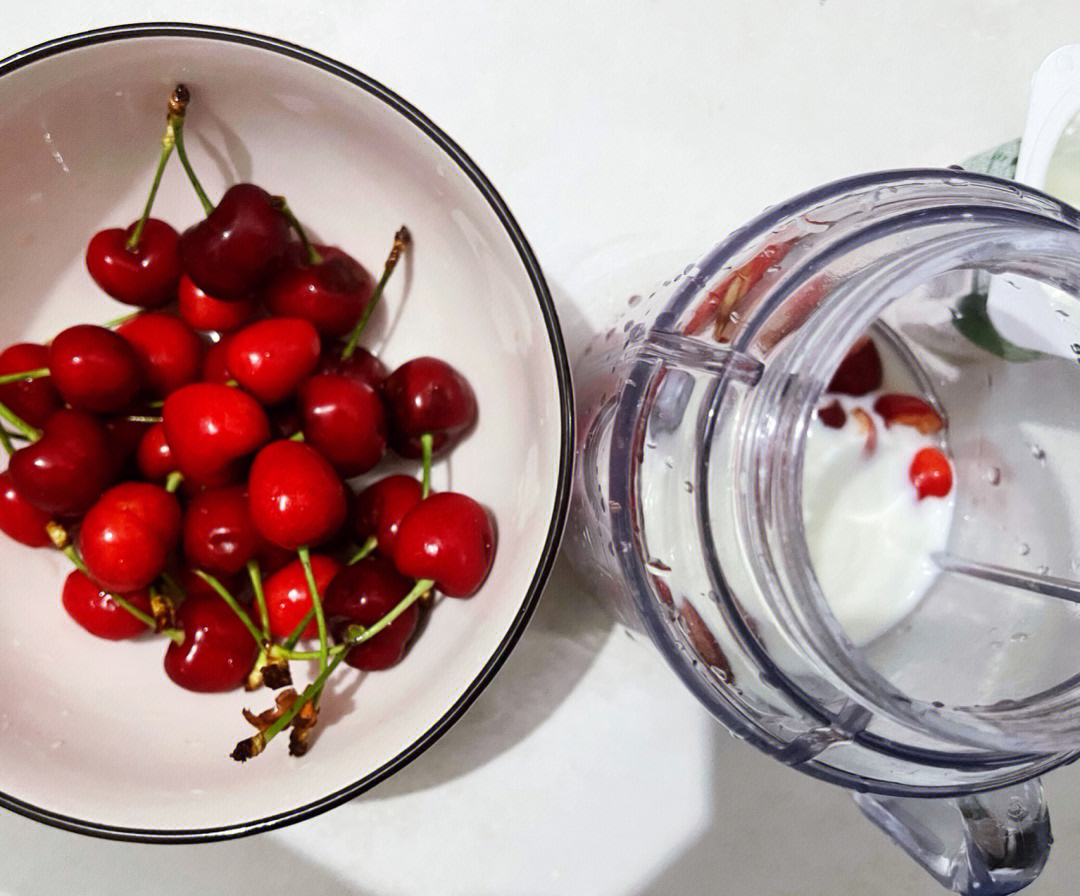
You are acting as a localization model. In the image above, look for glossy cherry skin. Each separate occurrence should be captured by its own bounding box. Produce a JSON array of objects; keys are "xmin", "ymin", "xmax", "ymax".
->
[
  {"xmin": 201, "ymin": 334, "xmax": 236, "ymax": 385},
  {"xmin": 178, "ymin": 183, "xmax": 291, "ymax": 301},
  {"xmin": 319, "ymin": 344, "xmax": 388, "ymax": 391},
  {"xmin": 116, "ymin": 313, "xmax": 205, "ymax": 398},
  {"xmin": 48, "ymin": 324, "xmax": 142, "ymax": 413},
  {"xmin": 8, "ymin": 410, "xmax": 114, "ymax": 515},
  {"xmin": 383, "ymin": 357, "xmax": 477, "ymax": 458},
  {"xmin": 393, "ymin": 492, "xmax": 495, "ymax": 597},
  {"xmin": 135, "ymin": 423, "xmax": 174, "ymax": 483},
  {"xmin": 827, "ymin": 336, "xmax": 883, "ymax": 396},
  {"xmin": 354, "ymin": 474, "xmax": 423, "ymax": 556},
  {"xmin": 0, "ymin": 343, "xmax": 61, "ymax": 428},
  {"xmin": 323, "ymin": 555, "xmax": 419, "ymax": 670},
  {"xmin": 85, "ymin": 218, "xmax": 181, "ymax": 308},
  {"xmin": 264, "ymin": 244, "xmax": 375, "ymax": 337},
  {"xmin": 226, "ymin": 317, "xmax": 321, "ymax": 405},
  {"xmin": 182, "ymin": 485, "xmax": 263, "ymax": 576},
  {"xmin": 910, "ymin": 447, "xmax": 954, "ymax": 500},
  {"xmin": 298, "ymin": 374, "xmax": 387, "ymax": 476},
  {"xmin": 61, "ymin": 570, "xmax": 153, "ymax": 640},
  {"xmin": 177, "ymin": 274, "xmax": 257, "ymax": 333},
  {"xmin": 261, "ymin": 554, "xmax": 342, "ymax": 640},
  {"xmin": 174, "ymin": 563, "xmax": 248, "ymax": 605},
  {"xmin": 162, "ymin": 383, "xmax": 271, "ymax": 486},
  {"xmin": 164, "ymin": 593, "xmax": 259, "ymax": 692},
  {"xmin": 0, "ymin": 471, "xmax": 52, "ymax": 547},
  {"xmin": 248, "ymin": 440, "xmax": 347, "ymax": 550},
  {"xmin": 78, "ymin": 482, "xmax": 182, "ymax": 593}
]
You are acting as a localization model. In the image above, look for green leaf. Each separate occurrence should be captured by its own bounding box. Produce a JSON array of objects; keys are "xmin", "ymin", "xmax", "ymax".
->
[{"xmin": 951, "ymin": 290, "xmax": 1051, "ymax": 362}]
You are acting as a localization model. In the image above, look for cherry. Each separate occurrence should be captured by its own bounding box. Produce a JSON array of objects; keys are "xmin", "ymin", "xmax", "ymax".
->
[
  {"xmin": 8, "ymin": 409, "xmax": 114, "ymax": 515},
  {"xmin": 383, "ymin": 357, "xmax": 477, "ymax": 458},
  {"xmin": 48, "ymin": 324, "xmax": 142, "ymax": 413},
  {"xmin": 135, "ymin": 423, "xmax": 175, "ymax": 483},
  {"xmin": 264, "ymin": 243, "xmax": 375, "ymax": 337},
  {"xmin": 178, "ymin": 183, "xmax": 291, "ymax": 301},
  {"xmin": 162, "ymin": 383, "xmax": 271, "ymax": 486},
  {"xmin": 164, "ymin": 592, "xmax": 259, "ymax": 692},
  {"xmin": 261, "ymin": 554, "xmax": 342, "ymax": 640},
  {"xmin": 0, "ymin": 343, "xmax": 60, "ymax": 428},
  {"xmin": 85, "ymin": 219, "xmax": 181, "ymax": 308},
  {"xmin": 61, "ymin": 570, "xmax": 153, "ymax": 640},
  {"xmin": 226, "ymin": 317, "xmax": 321, "ymax": 405},
  {"xmin": 178, "ymin": 274, "xmax": 256, "ymax": 333},
  {"xmin": 173, "ymin": 563, "xmax": 248, "ymax": 605},
  {"xmin": 182, "ymin": 485, "xmax": 263, "ymax": 576},
  {"xmin": 116, "ymin": 313, "xmax": 205, "ymax": 398},
  {"xmin": 816, "ymin": 400, "xmax": 846, "ymax": 429},
  {"xmin": 909, "ymin": 446, "xmax": 953, "ymax": 500},
  {"xmin": 323, "ymin": 555, "xmax": 419, "ymax": 670},
  {"xmin": 319, "ymin": 344, "xmax": 388, "ymax": 391},
  {"xmin": 297, "ymin": 374, "xmax": 387, "ymax": 476},
  {"xmin": 78, "ymin": 482, "xmax": 182, "ymax": 593},
  {"xmin": 393, "ymin": 492, "xmax": 494, "ymax": 597},
  {"xmin": 0, "ymin": 471, "xmax": 53, "ymax": 547},
  {"xmin": 103, "ymin": 413, "xmax": 154, "ymax": 479},
  {"xmin": 201, "ymin": 334, "xmax": 236, "ymax": 385},
  {"xmin": 353, "ymin": 474, "xmax": 423, "ymax": 556},
  {"xmin": 827, "ymin": 336, "xmax": 883, "ymax": 397},
  {"xmin": 247, "ymin": 440, "xmax": 347, "ymax": 550},
  {"xmin": 873, "ymin": 393, "xmax": 944, "ymax": 434}
]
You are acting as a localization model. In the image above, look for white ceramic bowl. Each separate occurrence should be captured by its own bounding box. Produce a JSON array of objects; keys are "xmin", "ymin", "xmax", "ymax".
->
[{"xmin": 0, "ymin": 24, "xmax": 572, "ymax": 841}]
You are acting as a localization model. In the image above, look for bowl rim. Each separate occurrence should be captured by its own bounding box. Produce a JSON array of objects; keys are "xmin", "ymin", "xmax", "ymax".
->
[{"xmin": 0, "ymin": 21, "xmax": 575, "ymax": 844}]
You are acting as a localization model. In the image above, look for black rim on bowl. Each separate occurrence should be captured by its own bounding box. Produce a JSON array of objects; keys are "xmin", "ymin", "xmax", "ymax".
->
[{"xmin": 0, "ymin": 22, "xmax": 575, "ymax": 844}]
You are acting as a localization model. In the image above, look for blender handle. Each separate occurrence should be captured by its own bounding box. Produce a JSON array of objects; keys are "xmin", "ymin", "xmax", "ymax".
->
[{"xmin": 852, "ymin": 779, "xmax": 1051, "ymax": 895}]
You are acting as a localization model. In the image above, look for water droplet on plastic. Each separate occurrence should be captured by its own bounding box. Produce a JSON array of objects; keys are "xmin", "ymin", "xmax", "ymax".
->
[
  {"xmin": 628, "ymin": 293, "xmax": 642, "ymax": 307},
  {"xmin": 986, "ymin": 466, "xmax": 1001, "ymax": 486},
  {"xmin": 1036, "ymin": 564, "xmax": 1049, "ymax": 575},
  {"xmin": 1011, "ymin": 632, "xmax": 1029, "ymax": 642},
  {"xmin": 1030, "ymin": 443, "xmax": 1046, "ymax": 462},
  {"xmin": 1007, "ymin": 797, "xmax": 1028, "ymax": 821},
  {"xmin": 1019, "ymin": 543, "xmax": 1030, "ymax": 556},
  {"xmin": 683, "ymin": 481, "xmax": 694, "ymax": 493}
]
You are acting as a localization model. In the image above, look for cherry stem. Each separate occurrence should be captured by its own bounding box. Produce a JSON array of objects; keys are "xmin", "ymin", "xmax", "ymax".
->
[
  {"xmin": 193, "ymin": 569, "xmax": 263, "ymax": 647},
  {"xmin": 341, "ymin": 226, "xmax": 410, "ymax": 360},
  {"xmin": 169, "ymin": 84, "xmax": 214, "ymax": 215},
  {"xmin": 280, "ymin": 203, "xmax": 322, "ymax": 265},
  {"xmin": 247, "ymin": 560, "xmax": 270, "ymax": 641},
  {"xmin": 102, "ymin": 310, "xmax": 140, "ymax": 329},
  {"xmin": 346, "ymin": 535, "xmax": 377, "ymax": 566},
  {"xmin": 164, "ymin": 471, "xmax": 184, "ymax": 493},
  {"xmin": 297, "ymin": 545, "xmax": 329, "ymax": 674},
  {"xmin": 283, "ymin": 606, "xmax": 315, "ymax": 650},
  {"xmin": 124, "ymin": 415, "xmax": 163, "ymax": 424},
  {"xmin": 421, "ymin": 433, "xmax": 433, "ymax": 498},
  {"xmin": 0, "ymin": 367, "xmax": 50, "ymax": 386},
  {"xmin": 0, "ymin": 428, "xmax": 12, "ymax": 454},
  {"xmin": 288, "ymin": 431, "xmax": 305, "ymax": 442},
  {"xmin": 126, "ymin": 88, "xmax": 185, "ymax": 251},
  {"xmin": 0, "ymin": 398, "xmax": 41, "ymax": 442}
]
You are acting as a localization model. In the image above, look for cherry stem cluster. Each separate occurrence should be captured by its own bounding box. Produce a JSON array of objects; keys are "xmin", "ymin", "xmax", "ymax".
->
[
  {"xmin": 168, "ymin": 84, "xmax": 214, "ymax": 216},
  {"xmin": 125, "ymin": 87, "xmax": 188, "ymax": 251}
]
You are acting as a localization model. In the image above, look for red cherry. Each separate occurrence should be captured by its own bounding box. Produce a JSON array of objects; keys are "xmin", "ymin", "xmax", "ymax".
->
[
  {"xmin": 102, "ymin": 413, "xmax": 154, "ymax": 479},
  {"xmin": 182, "ymin": 485, "xmax": 263, "ymax": 576},
  {"xmin": 0, "ymin": 343, "xmax": 60, "ymax": 428},
  {"xmin": 164, "ymin": 593, "xmax": 258, "ymax": 692},
  {"xmin": 178, "ymin": 183, "xmax": 291, "ymax": 301},
  {"xmin": 178, "ymin": 274, "xmax": 257, "ymax": 333},
  {"xmin": 48, "ymin": 324, "xmax": 142, "ymax": 412},
  {"xmin": 225, "ymin": 317, "xmax": 321, "ymax": 406},
  {"xmin": 78, "ymin": 482, "xmax": 182, "ymax": 593},
  {"xmin": 872, "ymin": 393, "xmax": 944, "ymax": 434},
  {"xmin": 264, "ymin": 244, "xmax": 375, "ymax": 337},
  {"xmin": 261, "ymin": 554, "xmax": 342, "ymax": 640},
  {"xmin": 323, "ymin": 555, "xmax": 419, "ymax": 670},
  {"xmin": 353, "ymin": 474, "xmax": 423, "ymax": 556},
  {"xmin": 8, "ymin": 410, "xmax": 114, "ymax": 515},
  {"xmin": 909, "ymin": 446, "xmax": 953, "ymax": 500},
  {"xmin": 116, "ymin": 313, "xmax": 206, "ymax": 398},
  {"xmin": 248, "ymin": 440, "xmax": 347, "ymax": 550},
  {"xmin": 173, "ymin": 564, "xmax": 248, "ymax": 605},
  {"xmin": 0, "ymin": 471, "xmax": 53, "ymax": 547},
  {"xmin": 162, "ymin": 383, "xmax": 271, "ymax": 486},
  {"xmin": 201, "ymin": 334, "xmax": 236, "ymax": 385},
  {"xmin": 393, "ymin": 492, "xmax": 495, "ymax": 597},
  {"xmin": 85, "ymin": 218, "xmax": 181, "ymax": 308},
  {"xmin": 298, "ymin": 374, "xmax": 387, "ymax": 476},
  {"xmin": 383, "ymin": 357, "xmax": 477, "ymax": 458},
  {"xmin": 816, "ymin": 400, "xmax": 846, "ymax": 429},
  {"xmin": 319, "ymin": 344, "xmax": 388, "ymax": 391},
  {"xmin": 61, "ymin": 570, "xmax": 152, "ymax": 640},
  {"xmin": 827, "ymin": 336, "xmax": 883, "ymax": 397},
  {"xmin": 135, "ymin": 423, "xmax": 175, "ymax": 483}
]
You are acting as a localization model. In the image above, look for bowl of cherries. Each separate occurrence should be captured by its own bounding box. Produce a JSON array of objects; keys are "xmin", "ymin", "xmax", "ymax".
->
[{"xmin": 0, "ymin": 25, "xmax": 572, "ymax": 840}]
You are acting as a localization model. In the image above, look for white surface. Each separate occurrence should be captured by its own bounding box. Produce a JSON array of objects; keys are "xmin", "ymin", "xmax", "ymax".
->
[{"xmin": 4, "ymin": 1, "xmax": 1080, "ymax": 894}]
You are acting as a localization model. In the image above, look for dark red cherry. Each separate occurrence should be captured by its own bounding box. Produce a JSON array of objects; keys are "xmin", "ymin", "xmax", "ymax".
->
[
  {"xmin": 102, "ymin": 413, "xmax": 153, "ymax": 479},
  {"xmin": 383, "ymin": 357, "xmax": 477, "ymax": 458},
  {"xmin": 182, "ymin": 485, "xmax": 262, "ymax": 576},
  {"xmin": 264, "ymin": 244, "xmax": 375, "ymax": 337},
  {"xmin": 48, "ymin": 324, "xmax": 142, "ymax": 413},
  {"xmin": 247, "ymin": 440, "xmax": 347, "ymax": 550},
  {"xmin": 261, "ymin": 554, "xmax": 342, "ymax": 640},
  {"xmin": 164, "ymin": 592, "xmax": 259, "ymax": 692},
  {"xmin": 201, "ymin": 334, "xmax": 236, "ymax": 385},
  {"xmin": 61, "ymin": 570, "xmax": 152, "ymax": 640},
  {"xmin": 178, "ymin": 274, "xmax": 256, "ymax": 333},
  {"xmin": 78, "ymin": 482, "xmax": 182, "ymax": 593},
  {"xmin": 319, "ymin": 344, "xmax": 388, "ymax": 391},
  {"xmin": 0, "ymin": 343, "xmax": 60, "ymax": 428},
  {"xmin": 135, "ymin": 423, "xmax": 175, "ymax": 483},
  {"xmin": 226, "ymin": 317, "xmax": 321, "ymax": 405},
  {"xmin": 116, "ymin": 313, "xmax": 205, "ymax": 398},
  {"xmin": 393, "ymin": 492, "xmax": 494, "ymax": 597},
  {"xmin": 8, "ymin": 410, "xmax": 114, "ymax": 515},
  {"xmin": 298, "ymin": 374, "xmax": 387, "ymax": 476},
  {"xmin": 323, "ymin": 555, "xmax": 418, "ymax": 670},
  {"xmin": 827, "ymin": 336, "xmax": 883, "ymax": 396},
  {"xmin": 0, "ymin": 471, "xmax": 52, "ymax": 547},
  {"xmin": 353, "ymin": 474, "xmax": 423, "ymax": 556},
  {"xmin": 178, "ymin": 183, "xmax": 291, "ymax": 301},
  {"xmin": 85, "ymin": 218, "xmax": 181, "ymax": 308},
  {"xmin": 173, "ymin": 564, "xmax": 248, "ymax": 606}
]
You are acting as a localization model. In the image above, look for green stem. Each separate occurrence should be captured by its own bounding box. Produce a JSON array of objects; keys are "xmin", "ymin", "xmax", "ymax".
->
[
  {"xmin": 288, "ymin": 430, "xmax": 305, "ymax": 442},
  {"xmin": 170, "ymin": 85, "xmax": 214, "ymax": 215},
  {"xmin": 346, "ymin": 535, "xmax": 378, "ymax": 566},
  {"xmin": 341, "ymin": 226, "xmax": 410, "ymax": 359},
  {"xmin": 0, "ymin": 398, "xmax": 41, "ymax": 441},
  {"xmin": 248, "ymin": 560, "xmax": 270, "ymax": 641},
  {"xmin": 281, "ymin": 203, "xmax": 322, "ymax": 265},
  {"xmin": 297, "ymin": 546, "xmax": 329, "ymax": 675},
  {"xmin": 271, "ymin": 642, "xmax": 347, "ymax": 662},
  {"xmin": 164, "ymin": 471, "xmax": 184, "ymax": 493},
  {"xmin": 343, "ymin": 578, "xmax": 433, "ymax": 647},
  {"xmin": 0, "ymin": 427, "xmax": 13, "ymax": 454},
  {"xmin": 0, "ymin": 367, "xmax": 50, "ymax": 386},
  {"xmin": 420, "ymin": 432, "xmax": 433, "ymax": 498},
  {"xmin": 193, "ymin": 569, "xmax": 263, "ymax": 647},
  {"xmin": 284, "ymin": 606, "xmax": 316, "ymax": 650},
  {"xmin": 126, "ymin": 106, "xmax": 177, "ymax": 251},
  {"xmin": 102, "ymin": 310, "xmax": 140, "ymax": 329}
]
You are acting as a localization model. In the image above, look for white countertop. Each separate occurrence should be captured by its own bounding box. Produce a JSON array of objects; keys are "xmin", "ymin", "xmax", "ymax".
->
[{"xmin": 3, "ymin": 2, "xmax": 1080, "ymax": 893}]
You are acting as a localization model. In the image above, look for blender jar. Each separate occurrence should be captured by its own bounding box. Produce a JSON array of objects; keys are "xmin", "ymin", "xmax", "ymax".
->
[{"xmin": 567, "ymin": 169, "xmax": 1080, "ymax": 894}]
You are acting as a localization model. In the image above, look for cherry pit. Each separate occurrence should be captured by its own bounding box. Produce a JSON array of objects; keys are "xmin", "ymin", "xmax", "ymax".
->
[{"xmin": 0, "ymin": 86, "xmax": 495, "ymax": 761}]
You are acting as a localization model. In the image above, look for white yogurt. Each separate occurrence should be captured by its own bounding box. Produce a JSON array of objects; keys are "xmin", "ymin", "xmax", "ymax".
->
[{"xmin": 802, "ymin": 399, "xmax": 955, "ymax": 645}]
